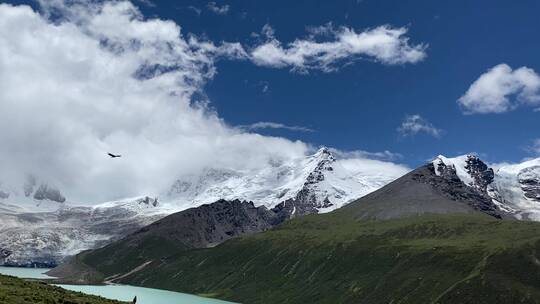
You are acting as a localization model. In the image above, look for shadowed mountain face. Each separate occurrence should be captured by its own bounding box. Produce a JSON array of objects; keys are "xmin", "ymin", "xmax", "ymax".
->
[
  {"xmin": 339, "ymin": 163, "xmax": 506, "ymax": 220},
  {"xmin": 116, "ymin": 199, "xmax": 282, "ymax": 249},
  {"xmin": 48, "ymin": 199, "xmax": 286, "ymax": 282}
]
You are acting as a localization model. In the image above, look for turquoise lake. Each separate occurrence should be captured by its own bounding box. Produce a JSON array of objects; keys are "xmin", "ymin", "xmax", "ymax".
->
[{"xmin": 0, "ymin": 266, "xmax": 235, "ymax": 304}]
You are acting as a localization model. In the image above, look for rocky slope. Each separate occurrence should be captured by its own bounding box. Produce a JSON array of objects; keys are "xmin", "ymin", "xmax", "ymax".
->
[
  {"xmin": 432, "ymin": 155, "xmax": 540, "ymax": 220},
  {"xmin": 340, "ymin": 160, "xmax": 506, "ymax": 220}
]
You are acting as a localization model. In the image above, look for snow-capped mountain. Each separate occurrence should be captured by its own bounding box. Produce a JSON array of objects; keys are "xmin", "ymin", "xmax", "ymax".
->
[
  {"xmin": 0, "ymin": 147, "xmax": 407, "ymax": 266},
  {"xmin": 432, "ymin": 155, "xmax": 495, "ymax": 194},
  {"xmin": 164, "ymin": 147, "xmax": 400, "ymax": 214},
  {"xmin": 432, "ymin": 155, "xmax": 540, "ymax": 220}
]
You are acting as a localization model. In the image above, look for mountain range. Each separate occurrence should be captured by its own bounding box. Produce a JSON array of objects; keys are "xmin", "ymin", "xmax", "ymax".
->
[
  {"xmin": 0, "ymin": 148, "xmax": 406, "ymax": 266},
  {"xmin": 2, "ymin": 149, "xmax": 540, "ymax": 269},
  {"xmin": 48, "ymin": 152, "xmax": 540, "ymax": 303}
]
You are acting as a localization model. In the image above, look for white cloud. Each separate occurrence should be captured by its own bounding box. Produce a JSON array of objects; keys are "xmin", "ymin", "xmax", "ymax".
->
[
  {"xmin": 0, "ymin": 1, "xmax": 409, "ymax": 203},
  {"xmin": 338, "ymin": 158, "xmax": 410, "ymax": 183},
  {"xmin": 398, "ymin": 115, "xmax": 442, "ymax": 138},
  {"xmin": 249, "ymin": 24, "xmax": 427, "ymax": 73},
  {"xmin": 261, "ymin": 23, "xmax": 275, "ymax": 39},
  {"xmin": 489, "ymin": 161, "xmax": 515, "ymax": 172},
  {"xmin": 0, "ymin": 1, "xmax": 304, "ymax": 202},
  {"xmin": 239, "ymin": 122, "xmax": 313, "ymax": 133},
  {"xmin": 458, "ymin": 64, "xmax": 540, "ymax": 114},
  {"xmin": 135, "ymin": 0, "xmax": 155, "ymax": 7},
  {"xmin": 329, "ymin": 148, "xmax": 403, "ymax": 162},
  {"xmin": 187, "ymin": 6, "xmax": 202, "ymax": 16},
  {"xmin": 206, "ymin": 2, "xmax": 229, "ymax": 15}
]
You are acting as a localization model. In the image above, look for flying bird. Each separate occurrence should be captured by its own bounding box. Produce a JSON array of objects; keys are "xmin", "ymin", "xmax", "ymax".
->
[{"xmin": 108, "ymin": 153, "xmax": 122, "ymax": 158}]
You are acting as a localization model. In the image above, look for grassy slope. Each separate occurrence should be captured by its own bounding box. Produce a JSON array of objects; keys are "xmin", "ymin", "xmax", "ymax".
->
[
  {"xmin": 0, "ymin": 274, "xmax": 126, "ymax": 304},
  {"xmin": 98, "ymin": 212, "xmax": 540, "ymax": 304},
  {"xmin": 82, "ymin": 234, "xmax": 187, "ymax": 280}
]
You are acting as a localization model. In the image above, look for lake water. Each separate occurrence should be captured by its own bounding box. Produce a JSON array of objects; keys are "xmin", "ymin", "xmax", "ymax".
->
[
  {"xmin": 0, "ymin": 266, "xmax": 54, "ymax": 279},
  {"xmin": 0, "ymin": 266, "xmax": 234, "ymax": 304}
]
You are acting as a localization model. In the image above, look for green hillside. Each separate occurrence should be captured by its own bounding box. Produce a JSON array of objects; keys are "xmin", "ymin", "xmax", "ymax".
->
[
  {"xmin": 0, "ymin": 274, "xmax": 126, "ymax": 304},
  {"xmin": 53, "ymin": 165, "xmax": 540, "ymax": 304},
  {"xmin": 77, "ymin": 211, "xmax": 540, "ymax": 304}
]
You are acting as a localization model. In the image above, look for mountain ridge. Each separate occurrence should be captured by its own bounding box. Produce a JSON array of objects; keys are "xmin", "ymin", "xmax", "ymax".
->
[
  {"xmin": 49, "ymin": 154, "xmax": 513, "ymax": 284},
  {"xmin": 0, "ymin": 148, "xmax": 404, "ymax": 266},
  {"xmin": 432, "ymin": 154, "xmax": 540, "ymax": 220}
]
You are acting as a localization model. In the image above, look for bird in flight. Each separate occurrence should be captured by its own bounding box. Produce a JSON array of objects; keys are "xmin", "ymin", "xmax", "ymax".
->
[{"xmin": 108, "ymin": 153, "xmax": 122, "ymax": 158}]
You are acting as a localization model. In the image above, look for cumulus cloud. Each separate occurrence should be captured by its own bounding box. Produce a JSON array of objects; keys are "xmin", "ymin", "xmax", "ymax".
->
[
  {"xmin": 239, "ymin": 122, "xmax": 314, "ymax": 133},
  {"xmin": 458, "ymin": 64, "xmax": 540, "ymax": 114},
  {"xmin": 398, "ymin": 115, "xmax": 442, "ymax": 138},
  {"xmin": 249, "ymin": 24, "xmax": 427, "ymax": 73},
  {"xmin": 206, "ymin": 2, "xmax": 229, "ymax": 15},
  {"xmin": 0, "ymin": 1, "xmax": 409, "ymax": 203},
  {"xmin": 0, "ymin": 1, "xmax": 305, "ymax": 202}
]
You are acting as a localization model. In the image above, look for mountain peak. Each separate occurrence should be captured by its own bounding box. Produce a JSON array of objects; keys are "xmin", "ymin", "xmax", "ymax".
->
[
  {"xmin": 431, "ymin": 154, "xmax": 494, "ymax": 192},
  {"xmin": 312, "ymin": 146, "xmax": 336, "ymax": 162}
]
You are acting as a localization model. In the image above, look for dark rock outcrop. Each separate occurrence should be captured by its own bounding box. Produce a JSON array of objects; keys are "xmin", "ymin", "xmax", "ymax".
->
[
  {"xmin": 518, "ymin": 166, "xmax": 540, "ymax": 202},
  {"xmin": 272, "ymin": 148, "xmax": 335, "ymax": 219},
  {"xmin": 0, "ymin": 248, "xmax": 11, "ymax": 259},
  {"xmin": 33, "ymin": 184, "xmax": 66, "ymax": 203},
  {"xmin": 421, "ymin": 163, "xmax": 502, "ymax": 218},
  {"xmin": 464, "ymin": 156, "xmax": 495, "ymax": 192},
  {"xmin": 136, "ymin": 196, "xmax": 159, "ymax": 207},
  {"xmin": 129, "ymin": 199, "xmax": 282, "ymax": 248}
]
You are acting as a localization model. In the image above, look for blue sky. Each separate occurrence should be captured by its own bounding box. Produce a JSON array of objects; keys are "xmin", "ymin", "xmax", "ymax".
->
[
  {"xmin": 4, "ymin": 0, "xmax": 540, "ymax": 171},
  {"xmin": 136, "ymin": 0, "xmax": 540, "ymax": 166}
]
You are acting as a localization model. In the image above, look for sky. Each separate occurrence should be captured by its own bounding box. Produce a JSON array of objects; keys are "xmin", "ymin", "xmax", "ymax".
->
[
  {"xmin": 1, "ymin": 0, "xmax": 539, "ymax": 202},
  {"xmin": 138, "ymin": 0, "xmax": 540, "ymax": 164}
]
